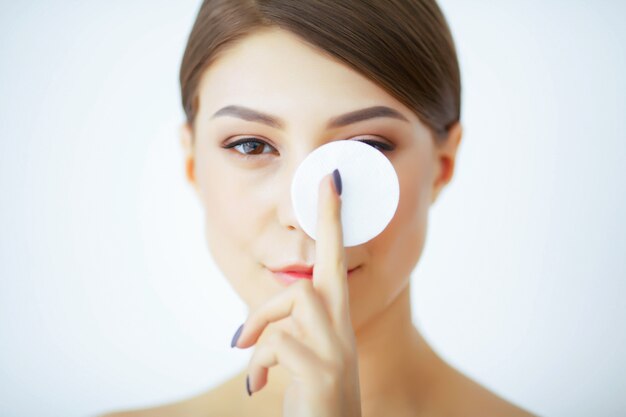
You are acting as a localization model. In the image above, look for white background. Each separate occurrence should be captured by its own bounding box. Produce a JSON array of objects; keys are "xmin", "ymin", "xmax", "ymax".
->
[{"xmin": 1, "ymin": 1, "xmax": 625, "ymax": 416}]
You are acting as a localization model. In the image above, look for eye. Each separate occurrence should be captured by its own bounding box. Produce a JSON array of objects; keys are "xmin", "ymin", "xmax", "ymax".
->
[
  {"xmin": 355, "ymin": 139, "xmax": 395, "ymax": 152},
  {"xmin": 222, "ymin": 137, "xmax": 277, "ymax": 157},
  {"xmin": 221, "ymin": 136, "xmax": 394, "ymax": 159}
]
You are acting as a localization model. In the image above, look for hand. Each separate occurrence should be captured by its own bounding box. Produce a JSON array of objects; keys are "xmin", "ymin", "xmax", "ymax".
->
[{"xmin": 232, "ymin": 169, "xmax": 362, "ymax": 417}]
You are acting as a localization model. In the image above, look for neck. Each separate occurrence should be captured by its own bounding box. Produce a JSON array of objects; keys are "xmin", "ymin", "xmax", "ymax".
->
[
  {"xmin": 240, "ymin": 280, "xmax": 439, "ymax": 414},
  {"xmin": 352, "ymin": 281, "xmax": 435, "ymax": 411}
]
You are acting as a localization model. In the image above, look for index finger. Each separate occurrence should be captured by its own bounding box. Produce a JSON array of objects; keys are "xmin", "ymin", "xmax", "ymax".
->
[{"xmin": 312, "ymin": 169, "xmax": 349, "ymax": 325}]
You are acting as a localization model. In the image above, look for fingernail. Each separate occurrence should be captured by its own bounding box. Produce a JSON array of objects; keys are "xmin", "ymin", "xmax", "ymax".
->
[
  {"xmin": 332, "ymin": 168, "xmax": 342, "ymax": 196},
  {"xmin": 231, "ymin": 323, "xmax": 244, "ymax": 348},
  {"xmin": 246, "ymin": 374, "xmax": 252, "ymax": 396}
]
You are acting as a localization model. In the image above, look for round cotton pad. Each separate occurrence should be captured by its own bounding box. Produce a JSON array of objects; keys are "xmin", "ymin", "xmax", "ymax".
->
[{"xmin": 291, "ymin": 140, "xmax": 399, "ymax": 247}]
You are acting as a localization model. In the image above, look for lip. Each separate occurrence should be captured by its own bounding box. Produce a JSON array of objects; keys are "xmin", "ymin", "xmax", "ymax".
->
[
  {"xmin": 268, "ymin": 264, "xmax": 315, "ymax": 275},
  {"xmin": 270, "ymin": 265, "xmax": 361, "ymax": 286}
]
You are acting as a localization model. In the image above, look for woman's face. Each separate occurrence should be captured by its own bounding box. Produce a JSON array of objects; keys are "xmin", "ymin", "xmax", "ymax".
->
[{"xmin": 180, "ymin": 28, "xmax": 460, "ymax": 332}]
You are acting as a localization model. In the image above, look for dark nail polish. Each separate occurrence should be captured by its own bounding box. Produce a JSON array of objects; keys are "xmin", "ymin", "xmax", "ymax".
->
[
  {"xmin": 246, "ymin": 374, "xmax": 252, "ymax": 396},
  {"xmin": 231, "ymin": 323, "xmax": 244, "ymax": 348},
  {"xmin": 332, "ymin": 168, "xmax": 342, "ymax": 196}
]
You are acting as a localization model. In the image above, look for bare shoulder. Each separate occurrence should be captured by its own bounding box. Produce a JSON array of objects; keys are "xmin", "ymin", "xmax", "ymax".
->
[
  {"xmin": 97, "ymin": 373, "xmax": 244, "ymax": 417},
  {"xmin": 430, "ymin": 364, "xmax": 537, "ymax": 417}
]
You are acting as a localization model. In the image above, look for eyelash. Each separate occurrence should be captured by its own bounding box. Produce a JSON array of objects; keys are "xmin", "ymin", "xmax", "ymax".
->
[{"xmin": 222, "ymin": 137, "xmax": 394, "ymax": 158}]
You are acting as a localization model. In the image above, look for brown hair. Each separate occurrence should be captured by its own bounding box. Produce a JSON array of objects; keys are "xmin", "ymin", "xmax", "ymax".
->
[{"xmin": 179, "ymin": 0, "xmax": 461, "ymax": 144}]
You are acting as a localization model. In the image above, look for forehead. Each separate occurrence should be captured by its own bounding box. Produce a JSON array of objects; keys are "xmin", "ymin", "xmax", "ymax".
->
[{"xmin": 196, "ymin": 28, "xmax": 417, "ymax": 124}]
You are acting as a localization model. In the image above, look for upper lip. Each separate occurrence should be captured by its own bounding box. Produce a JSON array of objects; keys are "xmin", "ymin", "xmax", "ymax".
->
[
  {"xmin": 267, "ymin": 263, "xmax": 360, "ymax": 274},
  {"xmin": 268, "ymin": 264, "xmax": 314, "ymax": 274}
]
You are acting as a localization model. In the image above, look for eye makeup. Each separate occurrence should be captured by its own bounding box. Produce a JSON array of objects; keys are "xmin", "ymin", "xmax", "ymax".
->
[{"xmin": 221, "ymin": 136, "xmax": 395, "ymax": 159}]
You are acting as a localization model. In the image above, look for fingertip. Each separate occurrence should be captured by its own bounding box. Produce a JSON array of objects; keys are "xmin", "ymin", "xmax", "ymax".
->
[
  {"xmin": 231, "ymin": 323, "xmax": 244, "ymax": 348},
  {"xmin": 316, "ymin": 173, "xmax": 342, "ymax": 226},
  {"xmin": 318, "ymin": 173, "xmax": 335, "ymax": 201},
  {"xmin": 246, "ymin": 374, "xmax": 253, "ymax": 396},
  {"xmin": 332, "ymin": 168, "xmax": 342, "ymax": 196}
]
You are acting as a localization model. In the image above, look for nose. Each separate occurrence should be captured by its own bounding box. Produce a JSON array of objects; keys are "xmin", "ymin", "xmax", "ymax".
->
[
  {"xmin": 277, "ymin": 174, "xmax": 300, "ymax": 232},
  {"xmin": 276, "ymin": 153, "xmax": 312, "ymax": 233}
]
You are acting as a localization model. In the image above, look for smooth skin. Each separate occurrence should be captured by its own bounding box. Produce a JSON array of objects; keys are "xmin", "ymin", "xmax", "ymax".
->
[
  {"xmin": 235, "ymin": 172, "xmax": 361, "ymax": 416},
  {"xmin": 100, "ymin": 27, "xmax": 536, "ymax": 417}
]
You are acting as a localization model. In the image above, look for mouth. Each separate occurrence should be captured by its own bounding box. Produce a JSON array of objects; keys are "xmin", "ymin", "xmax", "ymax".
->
[{"xmin": 270, "ymin": 265, "xmax": 361, "ymax": 286}]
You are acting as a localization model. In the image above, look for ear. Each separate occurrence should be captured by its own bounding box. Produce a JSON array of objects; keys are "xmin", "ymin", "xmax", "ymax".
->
[
  {"xmin": 431, "ymin": 121, "xmax": 463, "ymax": 205},
  {"xmin": 179, "ymin": 122, "xmax": 199, "ymax": 194}
]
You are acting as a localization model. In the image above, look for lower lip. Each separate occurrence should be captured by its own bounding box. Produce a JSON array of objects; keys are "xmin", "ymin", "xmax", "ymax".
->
[{"xmin": 272, "ymin": 266, "xmax": 360, "ymax": 286}]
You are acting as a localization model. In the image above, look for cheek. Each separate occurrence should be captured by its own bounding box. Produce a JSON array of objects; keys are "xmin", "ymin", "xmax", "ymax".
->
[
  {"xmin": 347, "ymin": 160, "xmax": 431, "ymax": 331},
  {"xmin": 200, "ymin": 169, "xmax": 241, "ymax": 242},
  {"xmin": 195, "ymin": 153, "xmax": 265, "ymax": 283},
  {"xmin": 365, "ymin": 154, "xmax": 432, "ymax": 287}
]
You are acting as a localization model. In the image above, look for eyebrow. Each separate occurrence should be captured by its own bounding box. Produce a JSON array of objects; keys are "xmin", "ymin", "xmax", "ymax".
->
[{"xmin": 210, "ymin": 104, "xmax": 410, "ymax": 129}]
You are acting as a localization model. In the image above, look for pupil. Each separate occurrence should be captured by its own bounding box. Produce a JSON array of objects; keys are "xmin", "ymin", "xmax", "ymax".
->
[{"xmin": 243, "ymin": 142, "xmax": 261, "ymax": 154}]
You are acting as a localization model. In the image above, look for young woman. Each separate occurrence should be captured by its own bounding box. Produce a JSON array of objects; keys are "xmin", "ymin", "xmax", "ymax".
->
[{"xmin": 103, "ymin": 0, "xmax": 536, "ymax": 415}]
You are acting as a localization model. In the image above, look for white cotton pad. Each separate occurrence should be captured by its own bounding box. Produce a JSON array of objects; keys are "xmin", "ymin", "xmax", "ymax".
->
[{"xmin": 290, "ymin": 140, "xmax": 400, "ymax": 247}]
